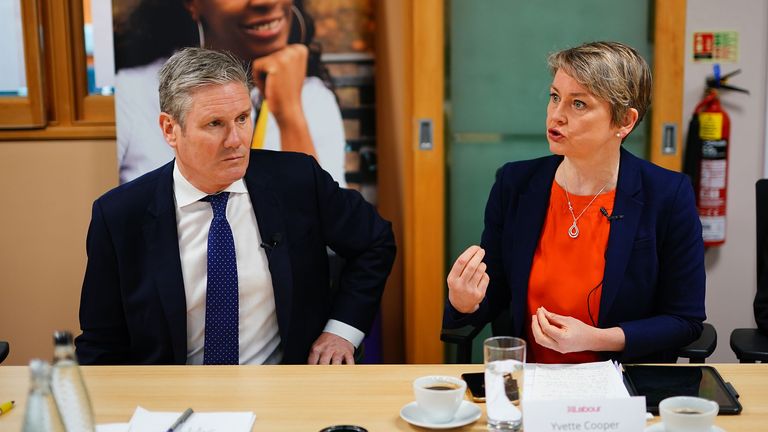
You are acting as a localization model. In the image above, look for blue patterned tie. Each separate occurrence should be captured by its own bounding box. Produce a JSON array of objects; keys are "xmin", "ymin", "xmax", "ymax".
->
[{"xmin": 202, "ymin": 192, "xmax": 239, "ymax": 365}]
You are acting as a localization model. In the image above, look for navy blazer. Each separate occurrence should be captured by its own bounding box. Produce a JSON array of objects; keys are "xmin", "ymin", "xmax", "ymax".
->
[
  {"xmin": 76, "ymin": 150, "xmax": 395, "ymax": 365},
  {"xmin": 444, "ymin": 148, "xmax": 706, "ymax": 363}
]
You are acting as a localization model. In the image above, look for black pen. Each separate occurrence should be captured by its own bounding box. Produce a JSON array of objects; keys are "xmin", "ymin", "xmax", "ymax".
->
[{"xmin": 167, "ymin": 408, "xmax": 194, "ymax": 432}]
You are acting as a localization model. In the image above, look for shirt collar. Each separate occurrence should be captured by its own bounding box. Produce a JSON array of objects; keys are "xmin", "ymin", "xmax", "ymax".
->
[{"xmin": 173, "ymin": 161, "xmax": 248, "ymax": 208}]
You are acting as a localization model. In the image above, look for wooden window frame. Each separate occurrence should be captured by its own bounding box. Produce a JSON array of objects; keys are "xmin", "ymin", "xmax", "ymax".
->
[
  {"xmin": 70, "ymin": 0, "xmax": 115, "ymax": 125},
  {"xmin": 0, "ymin": 0, "xmax": 115, "ymax": 140},
  {"xmin": 0, "ymin": 0, "xmax": 46, "ymax": 129}
]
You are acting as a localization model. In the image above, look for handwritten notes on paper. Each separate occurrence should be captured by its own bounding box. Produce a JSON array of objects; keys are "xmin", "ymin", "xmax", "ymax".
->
[{"xmin": 523, "ymin": 360, "xmax": 629, "ymax": 400}]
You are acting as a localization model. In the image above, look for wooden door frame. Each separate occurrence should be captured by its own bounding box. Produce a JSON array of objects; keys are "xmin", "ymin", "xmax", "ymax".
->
[
  {"xmin": 650, "ymin": 0, "xmax": 687, "ymax": 170},
  {"xmin": 376, "ymin": 0, "xmax": 445, "ymax": 363},
  {"xmin": 375, "ymin": 0, "xmax": 685, "ymax": 364}
]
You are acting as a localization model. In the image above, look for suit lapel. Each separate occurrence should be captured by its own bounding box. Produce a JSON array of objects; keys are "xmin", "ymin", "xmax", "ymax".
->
[
  {"xmin": 509, "ymin": 156, "xmax": 560, "ymax": 335},
  {"xmin": 599, "ymin": 149, "xmax": 644, "ymax": 325},
  {"xmin": 244, "ymin": 159, "xmax": 293, "ymax": 345},
  {"xmin": 143, "ymin": 162, "xmax": 187, "ymax": 364}
]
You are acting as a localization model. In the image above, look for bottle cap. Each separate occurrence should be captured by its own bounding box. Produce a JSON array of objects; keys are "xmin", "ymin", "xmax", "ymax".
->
[
  {"xmin": 53, "ymin": 331, "xmax": 73, "ymax": 346},
  {"xmin": 29, "ymin": 358, "xmax": 51, "ymax": 377}
]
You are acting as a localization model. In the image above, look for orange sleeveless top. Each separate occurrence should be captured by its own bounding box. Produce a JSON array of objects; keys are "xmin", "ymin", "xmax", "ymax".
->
[{"xmin": 526, "ymin": 181, "xmax": 615, "ymax": 363}]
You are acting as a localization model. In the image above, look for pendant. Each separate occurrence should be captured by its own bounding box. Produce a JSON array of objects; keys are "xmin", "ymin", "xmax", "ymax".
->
[{"xmin": 568, "ymin": 222, "xmax": 579, "ymax": 239}]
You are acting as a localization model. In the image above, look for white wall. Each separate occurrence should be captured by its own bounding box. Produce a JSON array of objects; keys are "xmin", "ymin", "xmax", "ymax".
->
[{"xmin": 683, "ymin": 0, "xmax": 768, "ymax": 362}]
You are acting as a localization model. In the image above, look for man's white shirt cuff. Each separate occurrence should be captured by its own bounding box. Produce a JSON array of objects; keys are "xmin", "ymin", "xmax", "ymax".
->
[{"xmin": 323, "ymin": 319, "xmax": 365, "ymax": 348}]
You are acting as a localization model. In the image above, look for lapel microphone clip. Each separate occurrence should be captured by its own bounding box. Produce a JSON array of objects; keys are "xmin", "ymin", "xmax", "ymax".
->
[
  {"xmin": 600, "ymin": 207, "xmax": 624, "ymax": 222},
  {"xmin": 260, "ymin": 232, "xmax": 282, "ymax": 251}
]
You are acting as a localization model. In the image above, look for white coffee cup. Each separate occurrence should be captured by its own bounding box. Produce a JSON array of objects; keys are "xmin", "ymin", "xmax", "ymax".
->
[
  {"xmin": 659, "ymin": 396, "xmax": 719, "ymax": 432},
  {"xmin": 413, "ymin": 375, "xmax": 467, "ymax": 423}
]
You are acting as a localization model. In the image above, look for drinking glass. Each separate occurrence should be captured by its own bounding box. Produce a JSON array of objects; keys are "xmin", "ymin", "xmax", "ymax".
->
[{"xmin": 484, "ymin": 336, "xmax": 526, "ymax": 431}]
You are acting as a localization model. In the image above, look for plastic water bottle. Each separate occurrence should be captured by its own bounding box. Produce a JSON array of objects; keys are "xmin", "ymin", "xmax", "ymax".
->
[
  {"xmin": 50, "ymin": 331, "xmax": 96, "ymax": 432},
  {"xmin": 22, "ymin": 359, "xmax": 65, "ymax": 432}
]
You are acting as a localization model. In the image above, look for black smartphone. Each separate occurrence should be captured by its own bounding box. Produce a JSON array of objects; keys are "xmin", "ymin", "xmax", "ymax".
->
[
  {"xmin": 461, "ymin": 372, "xmax": 485, "ymax": 402},
  {"xmin": 623, "ymin": 365, "xmax": 742, "ymax": 415}
]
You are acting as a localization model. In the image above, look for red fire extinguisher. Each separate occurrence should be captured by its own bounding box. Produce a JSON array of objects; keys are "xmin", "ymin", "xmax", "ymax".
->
[{"xmin": 683, "ymin": 66, "xmax": 748, "ymax": 247}]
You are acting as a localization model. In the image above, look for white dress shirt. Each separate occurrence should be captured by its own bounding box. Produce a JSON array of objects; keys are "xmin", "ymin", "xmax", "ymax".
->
[{"xmin": 172, "ymin": 164, "xmax": 362, "ymax": 365}]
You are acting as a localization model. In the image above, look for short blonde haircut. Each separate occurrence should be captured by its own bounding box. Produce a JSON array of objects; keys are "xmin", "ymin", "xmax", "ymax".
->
[{"xmin": 548, "ymin": 41, "xmax": 652, "ymax": 129}]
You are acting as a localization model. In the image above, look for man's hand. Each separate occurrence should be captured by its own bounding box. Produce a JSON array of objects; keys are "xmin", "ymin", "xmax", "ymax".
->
[
  {"xmin": 307, "ymin": 332, "xmax": 355, "ymax": 365},
  {"xmin": 446, "ymin": 245, "xmax": 489, "ymax": 313},
  {"xmin": 251, "ymin": 44, "xmax": 308, "ymax": 122},
  {"xmin": 531, "ymin": 307, "xmax": 626, "ymax": 353}
]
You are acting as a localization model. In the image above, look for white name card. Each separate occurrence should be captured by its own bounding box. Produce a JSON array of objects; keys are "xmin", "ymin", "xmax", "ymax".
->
[{"xmin": 523, "ymin": 397, "xmax": 646, "ymax": 432}]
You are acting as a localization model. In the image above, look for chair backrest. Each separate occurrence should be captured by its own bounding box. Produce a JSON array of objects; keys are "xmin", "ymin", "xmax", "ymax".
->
[
  {"xmin": 756, "ymin": 179, "xmax": 768, "ymax": 283},
  {"xmin": 754, "ymin": 180, "xmax": 768, "ymax": 333},
  {"xmin": 0, "ymin": 341, "xmax": 8, "ymax": 364}
]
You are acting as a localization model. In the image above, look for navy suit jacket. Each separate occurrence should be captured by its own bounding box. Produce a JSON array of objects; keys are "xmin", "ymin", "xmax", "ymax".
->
[
  {"xmin": 444, "ymin": 148, "xmax": 706, "ymax": 362},
  {"xmin": 76, "ymin": 150, "xmax": 395, "ymax": 365}
]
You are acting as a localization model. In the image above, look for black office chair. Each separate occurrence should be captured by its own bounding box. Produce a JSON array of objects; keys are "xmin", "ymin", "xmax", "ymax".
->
[
  {"xmin": 680, "ymin": 323, "xmax": 717, "ymax": 363},
  {"xmin": 730, "ymin": 179, "xmax": 768, "ymax": 363},
  {"xmin": 441, "ymin": 316, "xmax": 717, "ymax": 364},
  {"xmin": 441, "ymin": 310, "xmax": 510, "ymax": 364},
  {"xmin": 0, "ymin": 341, "xmax": 9, "ymax": 363}
]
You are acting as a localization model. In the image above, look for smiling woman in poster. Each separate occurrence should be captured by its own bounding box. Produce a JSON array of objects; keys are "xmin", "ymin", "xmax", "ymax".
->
[{"xmin": 114, "ymin": 0, "xmax": 346, "ymax": 186}]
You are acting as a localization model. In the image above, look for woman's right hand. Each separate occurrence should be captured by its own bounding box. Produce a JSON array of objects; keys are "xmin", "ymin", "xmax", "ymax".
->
[{"xmin": 447, "ymin": 245, "xmax": 489, "ymax": 313}]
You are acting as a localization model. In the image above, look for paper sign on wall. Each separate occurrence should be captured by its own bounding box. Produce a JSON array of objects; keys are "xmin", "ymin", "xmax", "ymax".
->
[{"xmin": 693, "ymin": 31, "xmax": 738, "ymax": 63}]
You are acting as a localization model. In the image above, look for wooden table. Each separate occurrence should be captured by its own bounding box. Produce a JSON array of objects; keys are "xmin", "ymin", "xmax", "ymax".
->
[{"xmin": 0, "ymin": 364, "xmax": 766, "ymax": 431}]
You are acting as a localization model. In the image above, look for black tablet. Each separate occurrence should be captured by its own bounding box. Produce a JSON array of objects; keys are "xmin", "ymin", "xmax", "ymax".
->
[{"xmin": 623, "ymin": 365, "xmax": 742, "ymax": 415}]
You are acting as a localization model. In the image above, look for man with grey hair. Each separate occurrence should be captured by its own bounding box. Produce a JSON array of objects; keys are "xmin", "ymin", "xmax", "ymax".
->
[{"xmin": 76, "ymin": 48, "xmax": 395, "ymax": 365}]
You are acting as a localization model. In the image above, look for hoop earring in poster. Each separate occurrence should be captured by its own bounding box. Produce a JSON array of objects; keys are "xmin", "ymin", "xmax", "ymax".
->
[
  {"xmin": 196, "ymin": 21, "xmax": 206, "ymax": 48},
  {"xmin": 291, "ymin": 4, "xmax": 307, "ymax": 44}
]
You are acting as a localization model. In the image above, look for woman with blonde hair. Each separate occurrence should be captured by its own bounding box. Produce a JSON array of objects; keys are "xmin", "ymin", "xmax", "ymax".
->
[{"xmin": 444, "ymin": 41, "xmax": 705, "ymax": 363}]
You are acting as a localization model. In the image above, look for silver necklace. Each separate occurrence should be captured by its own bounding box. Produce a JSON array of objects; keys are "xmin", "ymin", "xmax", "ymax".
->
[{"xmin": 562, "ymin": 175, "xmax": 610, "ymax": 239}]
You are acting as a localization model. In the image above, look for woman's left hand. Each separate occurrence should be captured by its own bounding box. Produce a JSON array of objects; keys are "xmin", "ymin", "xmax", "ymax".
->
[
  {"xmin": 531, "ymin": 307, "xmax": 626, "ymax": 354},
  {"xmin": 531, "ymin": 307, "xmax": 596, "ymax": 353}
]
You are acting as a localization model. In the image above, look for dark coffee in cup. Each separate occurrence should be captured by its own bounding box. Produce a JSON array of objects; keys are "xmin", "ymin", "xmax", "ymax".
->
[
  {"xmin": 671, "ymin": 407, "xmax": 703, "ymax": 415},
  {"xmin": 426, "ymin": 383, "xmax": 460, "ymax": 391}
]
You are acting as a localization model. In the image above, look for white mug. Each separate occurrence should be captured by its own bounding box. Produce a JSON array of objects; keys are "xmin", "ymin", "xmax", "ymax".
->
[
  {"xmin": 413, "ymin": 375, "xmax": 467, "ymax": 423},
  {"xmin": 659, "ymin": 396, "xmax": 719, "ymax": 432}
]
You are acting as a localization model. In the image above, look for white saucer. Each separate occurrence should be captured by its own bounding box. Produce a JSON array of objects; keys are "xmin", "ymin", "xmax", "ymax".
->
[
  {"xmin": 644, "ymin": 423, "xmax": 725, "ymax": 432},
  {"xmin": 400, "ymin": 400, "xmax": 482, "ymax": 429}
]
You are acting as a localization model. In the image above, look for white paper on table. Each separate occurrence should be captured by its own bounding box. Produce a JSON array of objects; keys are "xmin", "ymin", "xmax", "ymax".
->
[
  {"xmin": 96, "ymin": 424, "xmax": 129, "ymax": 432},
  {"xmin": 523, "ymin": 360, "xmax": 630, "ymax": 401},
  {"xmin": 126, "ymin": 406, "xmax": 256, "ymax": 432}
]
